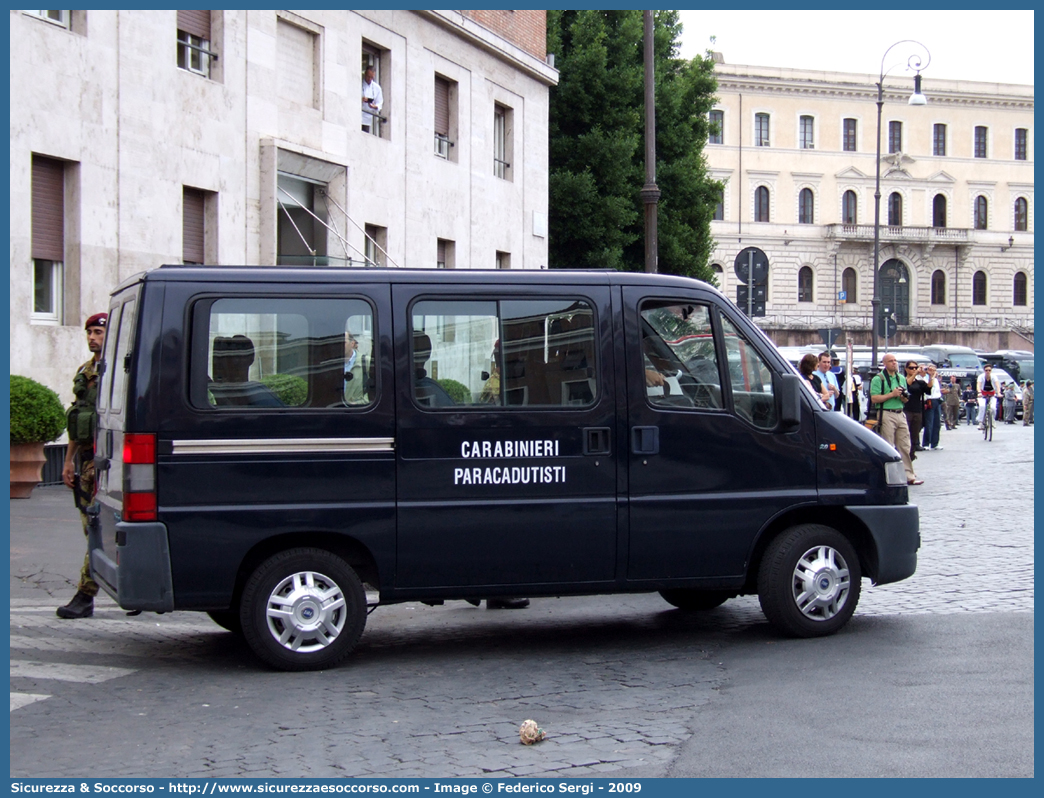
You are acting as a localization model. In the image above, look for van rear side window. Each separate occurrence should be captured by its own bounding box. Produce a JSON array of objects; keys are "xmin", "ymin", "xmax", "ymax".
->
[
  {"xmin": 411, "ymin": 298, "xmax": 598, "ymax": 407},
  {"xmin": 192, "ymin": 297, "xmax": 376, "ymax": 409}
]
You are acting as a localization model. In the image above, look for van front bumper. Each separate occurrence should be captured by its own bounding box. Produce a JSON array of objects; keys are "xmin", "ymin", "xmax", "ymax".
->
[
  {"xmin": 90, "ymin": 521, "xmax": 175, "ymax": 612},
  {"xmin": 847, "ymin": 505, "xmax": 920, "ymax": 585}
]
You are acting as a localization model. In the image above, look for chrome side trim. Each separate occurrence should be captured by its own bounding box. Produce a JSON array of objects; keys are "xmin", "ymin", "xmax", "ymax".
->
[{"xmin": 171, "ymin": 438, "xmax": 395, "ymax": 455}]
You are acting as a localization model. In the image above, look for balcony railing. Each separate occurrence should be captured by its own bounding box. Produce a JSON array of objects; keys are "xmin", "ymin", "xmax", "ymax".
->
[
  {"xmin": 825, "ymin": 224, "xmax": 969, "ymax": 243},
  {"xmin": 756, "ymin": 312, "xmax": 1033, "ymax": 331}
]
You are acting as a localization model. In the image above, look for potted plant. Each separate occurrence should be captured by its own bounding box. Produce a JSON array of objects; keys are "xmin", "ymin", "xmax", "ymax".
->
[{"xmin": 10, "ymin": 375, "xmax": 67, "ymax": 498}]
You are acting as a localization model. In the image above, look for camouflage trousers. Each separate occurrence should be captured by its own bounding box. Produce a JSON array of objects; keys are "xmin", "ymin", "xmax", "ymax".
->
[{"xmin": 73, "ymin": 457, "xmax": 99, "ymax": 598}]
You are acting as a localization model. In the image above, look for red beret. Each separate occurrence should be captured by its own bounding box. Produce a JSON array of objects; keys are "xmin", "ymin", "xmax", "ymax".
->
[{"xmin": 84, "ymin": 312, "xmax": 107, "ymax": 330}]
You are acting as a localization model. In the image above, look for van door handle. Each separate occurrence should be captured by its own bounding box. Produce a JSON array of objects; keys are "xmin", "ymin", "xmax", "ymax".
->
[
  {"xmin": 583, "ymin": 427, "xmax": 611, "ymax": 455},
  {"xmin": 631, "ymin": 426, "xmax": 659, "ymax": 455}
]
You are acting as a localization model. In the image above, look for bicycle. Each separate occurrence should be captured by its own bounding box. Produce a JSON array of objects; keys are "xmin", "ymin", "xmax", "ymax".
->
[{"xmin": 982, "ymin": 393, "xmax": 995, "ymax": 441}]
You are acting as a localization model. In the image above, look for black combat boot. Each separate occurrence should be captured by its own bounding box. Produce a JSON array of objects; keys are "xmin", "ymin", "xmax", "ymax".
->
[{"xmin": 56, "ymin": 591, "xmax": 94, "ymax": 619}]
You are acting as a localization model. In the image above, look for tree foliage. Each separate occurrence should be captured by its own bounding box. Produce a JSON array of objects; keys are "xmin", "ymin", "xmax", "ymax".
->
[{"xmin": 547, "ymin": 10, "xmax": 720, "ymax": 279}]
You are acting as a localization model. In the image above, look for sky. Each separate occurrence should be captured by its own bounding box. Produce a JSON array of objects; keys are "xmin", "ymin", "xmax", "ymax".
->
[{"xmin": 676, "ymin": 9, "xmax": 1034, "ymax": 86}]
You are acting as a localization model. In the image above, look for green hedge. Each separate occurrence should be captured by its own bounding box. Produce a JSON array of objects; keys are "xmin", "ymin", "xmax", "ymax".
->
[
  {"xmin": 437, "ymin": 378, "xmax": 472, "ymax": 404},
  {"xmin": 10, "ymin": 375, "xmax": 67, "ymax": 444},
  {"xmin": 260, "ymin": 373, "xmax": 309, "ymax": 406}
]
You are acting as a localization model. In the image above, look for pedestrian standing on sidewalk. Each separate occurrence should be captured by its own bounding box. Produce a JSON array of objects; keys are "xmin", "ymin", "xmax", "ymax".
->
[
  {"xmin": 943, "ymin": 376, "xmax": 961, "ymax": 430},
  {"xmin": 903, "ymin": 362, "xmax": 928, "ymax": 461},
  {"xmin": 1003, "ymin": 382, "xmax": 1017, "ymax": 424},
  {"xmin": 922, "ymin": 364, "xmax": 943, "ymax": 449},
  {"xmin": 870, "ymin": 354, "xmax": 921, "ymax": 485},
  {"xmin": 1023, "ymin": 380, "xmax": 1034, "ymax": 425},
  {"xmin": 962, "ymin": 382, "xmax": 978, "ymax": 425},
  {"xmin": 57, "ymin": 312, "xmax": 107, "ymax": 619}
]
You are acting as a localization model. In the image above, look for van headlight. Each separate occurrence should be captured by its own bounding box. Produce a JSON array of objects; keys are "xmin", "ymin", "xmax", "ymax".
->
[{"xmin": 884, "ymin": 460, "xmax": 906, "ymax": 486}]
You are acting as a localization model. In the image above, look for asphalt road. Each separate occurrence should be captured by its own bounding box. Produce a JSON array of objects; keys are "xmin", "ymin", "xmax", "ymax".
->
[{"xmin": 9, "ymin": 421, "xmax": 1034, "ymax": 778}]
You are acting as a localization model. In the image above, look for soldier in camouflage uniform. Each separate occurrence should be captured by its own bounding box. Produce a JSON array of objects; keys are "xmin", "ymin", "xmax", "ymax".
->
[{"xmin": 57, "ymin": 312, "xmax": 107, "ymax": 619}]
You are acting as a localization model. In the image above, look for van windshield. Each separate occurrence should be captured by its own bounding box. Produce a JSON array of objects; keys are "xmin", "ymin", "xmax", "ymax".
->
[{"xmin": 947, "ymin": 354, "xmax": 981, "ymax": 368}]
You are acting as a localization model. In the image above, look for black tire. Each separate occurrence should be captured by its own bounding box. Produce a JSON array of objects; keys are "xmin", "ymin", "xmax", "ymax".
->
[
  {"xmin": 240, "ymin": 547, "xmax": 366, "ymax": 672},
  {"xmin": 206, "ymin": 610, "xmax": 242, "ymax": 635},
  {"xmin": 659, "ymin": 589, "xmax": 732, "ymax": 611},
  {"xmin": 758, "ymin": 524, "xmax": 861, "ymax": 638}
]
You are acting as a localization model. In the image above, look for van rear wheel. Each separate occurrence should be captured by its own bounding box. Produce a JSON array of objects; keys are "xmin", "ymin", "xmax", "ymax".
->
[
  {"xmin": 758, "ymin": 524, "xmax": 861, "ymax": 638},
  {"xmin": 240, "ymin": 548, "xmax": 366, "ymax": 671},
  {"xmin": 659, "ymin": 589, "xmax": 732, "ymax": 611}
]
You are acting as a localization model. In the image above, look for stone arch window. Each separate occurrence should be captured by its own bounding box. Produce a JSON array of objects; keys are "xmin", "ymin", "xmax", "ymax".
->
[
  {"xmin": 932, "ymin": 194, "xmax": 947, "ymax": 228},
  {"xmin": 931, "ymin": 270, "xmax": 946, "ymax": 305},
  {"xmin": 887, "ymin": 192, "xmax": 902, "ymax": 226},
  {"xmin": 755, "ymin": 186, "xmax": 770, "ymax": 222},
  {"xmin": 711, "ymin": 263, "xmax": 724, "ymax": 290},
  {"xmin": 797, "ymin": 266, "xmax": 814, "ymax": 303},
  {"xmin": 842, "ymin": 190, "xmax": 857, "ymax": 225},
  {"xmin": 1013, "ymin": 272, "xmax": 1028, "ymax": 306},
  {"xmin": 974, "ymin": 195, "xmax": 988, "ymax": 230},
  {"xmin": 841, "ymin": 267, "xmax": 857, "ymax": 304},
  {"xmin": 1014, "ymin": 197, "xmax": 1028, "ymax": 232},
  {"xmin": 880, "ymin": 259, "xmax": 910, "ymax": 324},
  {"xmin": 972, "ymin": 270, "xmax": 987, "ymax": 306},
  {"xmin": 798, "ymin": 188, "xmax": 814, "ymax": 224}
]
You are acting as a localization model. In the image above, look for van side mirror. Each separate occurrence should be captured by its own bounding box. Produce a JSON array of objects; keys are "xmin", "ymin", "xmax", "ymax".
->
[{"xmin": 778, "ymin": 373, "xmax": 802, "ymax": 431}]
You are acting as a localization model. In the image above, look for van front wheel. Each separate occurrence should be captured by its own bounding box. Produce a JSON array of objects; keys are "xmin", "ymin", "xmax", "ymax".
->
[
  {"xmin": 758, "ymin": 524, "xmax": 861, "ymax": 638},
  {"xmin": 240, "ymin": 548, "xmax": 366, "ymax": 671}
]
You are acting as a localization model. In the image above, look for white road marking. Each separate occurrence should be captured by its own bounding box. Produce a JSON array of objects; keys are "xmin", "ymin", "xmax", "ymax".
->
[
  {"xmin": 11, "ymin": 660, "xmax": 137, "ymax": 684},
  {"xmin": 11, "ymin": 693, "xmax": 51, "ymax": 711}
]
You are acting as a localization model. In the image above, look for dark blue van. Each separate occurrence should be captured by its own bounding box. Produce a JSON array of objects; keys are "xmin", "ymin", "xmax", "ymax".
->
[{"xmin": 89, "ymin": 266, "xmax": 919, "ymax": 670}]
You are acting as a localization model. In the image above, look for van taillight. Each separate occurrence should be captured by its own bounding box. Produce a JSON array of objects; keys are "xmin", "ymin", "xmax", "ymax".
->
[{"xmin": 123, "ymin": 433, "xmax": 157, "ymax": 522}]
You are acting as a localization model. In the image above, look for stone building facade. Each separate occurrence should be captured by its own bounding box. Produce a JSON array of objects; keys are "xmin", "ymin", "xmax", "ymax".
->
[
  {"xmin": 10, "ymin": 9, "xmax": 557, "ymax": 396},
  {"xmin": 706, "ymin": 60, "xmax": 1033, "ymax": 351}
]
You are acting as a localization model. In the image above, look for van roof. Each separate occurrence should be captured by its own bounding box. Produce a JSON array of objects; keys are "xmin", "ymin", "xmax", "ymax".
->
[{"xmin": 117, "ymin": 265, "xmax": 723, "ymax": 295}]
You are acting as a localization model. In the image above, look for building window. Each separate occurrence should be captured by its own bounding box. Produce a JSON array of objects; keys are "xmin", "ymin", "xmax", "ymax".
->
[
  {"xmin": 31, "ymin": 154, "xmax": 66, "ymax": 324},
  {"xmin": 494, "ymin": 104, "xmax": 513, "ymax": 180},
  {"xmin": 974, "ymin": 126, "xmax": 988, "ymax": 158},
  {"xmin": 754, "ymin": 186, "xmax": 770, "ymax": 222},
  {"xmin": 1013, "ymin": 272, "xmax": 1028, "ymax": 306},
  {"xmin": 26, "ymin": 10, "xmax": 69, "ymax": 28},
  {"xmin": 1014, "ymin": 197, "xmax": 1028, "ymax": 231},
  {"xmin": 711, "ymin": 263, "xmax": 724, "ymax": 289},
  {"xmin": 709, "ymin": 110, "xmax": 723, "ymax": 145},
  {"xmin": 712, "ymin": 189, "xmax": 724, "ymax": 221},
  {"xmin": 436, "ymin": 238, "xmax": 455, "ymax": 269},
  {"xmin": 888, "ymin": 121, "xmax": 902, "ymax": 153},
  {"xmin": 362, "ymin": 43, "xmax": 387, "ymax": 137},
  {"xmin": 754, "ymin": 113, "xmax": 770, "ymax": 147},
  {"xmin": 183, "ymin": 187, "xmax": 206, "ymax": 264},
  {"xmin": 933, "ymin": 123, "xmax": 946, "ymax": 156},
  {"xmin": 364, "ymin": 225, "xmax": 387, "ymax": 267},
  {"xmin": 972, "ymin": 271, "xmax": 987, "ymax": 306},
  {"xmin": 177, "ymin": 11, "xmax": 214, "ymax": 78},
  {"xmin": 842, "ymin": 190, "xmax": 857, "ymax": 224},
  {"xmin": 278, "ymin": 16, "xmax": 319, "ymax": 110},
  {"xmin": 841, "ymin": 268, "xmax": 857, "ymax": 304},
  {"xmin": 932, "ymin": 194, "xmax": 947, "ymax": 228},
  {"xmin": 931, "ymin": 270, "xmax": 946, "ymax": 305},
  {"xmin": 1015, "ymin": 128, "xmax": 1028, "ymax": 161},
  {"xmin": 799, "ymin": 115, "xmax": 814, "ymax": 149},
  {"xmin": 797, "ymin": 266, "xmax": 813, "ymax": 303},
  {"xmin": 974, "ymin": 195, "xmax": 988, "ymax": 230},
  {"xmin": 798, "ymin": 188, "xmax": 814, "ymax": 224},
  {"xmin": 842, "ymin": 118, "xmax": 857, "ymax": 152},
  {"xmin": 434, "ymin": 75, "xmax": 455, "ymax": 159},
  {"xmin": 496, "ymin": 251, "xmax": 511, "ymax": 270},
  {"xmin": 887, "ymin": 192, "xmax": 902, "ymax": 227}
]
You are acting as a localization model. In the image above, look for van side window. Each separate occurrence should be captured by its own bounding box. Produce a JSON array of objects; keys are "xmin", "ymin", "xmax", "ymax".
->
[
  {"xmin": 96, "ymin": 303, "xmax": 121, "ymax": 413},
  {"xmin": 639, "ymin": 301, "xmax": 722, "ymax": 409},
  {"xmin": 194, "ymin": 298, "xmax": 375, "ymax": 409},
  {"xmin": 411, "ymin": 298, "xmax": 598, "ymax": 408},
  {"xmin": 108, "ymin": 299, "xmax": 137, "ymax": 414},
  {"xmin": 719, "ymin": 315, "xmax": 777, "ymax": 429}
]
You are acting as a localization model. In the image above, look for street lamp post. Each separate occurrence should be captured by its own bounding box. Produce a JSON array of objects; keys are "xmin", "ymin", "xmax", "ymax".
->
[{"xmin": 871, "ymin": 40, "xmax": 930, "ymax": 368}]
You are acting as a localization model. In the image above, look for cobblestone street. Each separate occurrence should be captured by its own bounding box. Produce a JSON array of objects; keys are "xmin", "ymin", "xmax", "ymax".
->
[{"xmin": 9, "ymin": 419, "xmax": 1033, "ymax": 778}]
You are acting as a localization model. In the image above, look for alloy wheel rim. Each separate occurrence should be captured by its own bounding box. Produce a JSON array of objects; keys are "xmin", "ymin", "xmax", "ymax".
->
[
  {"xmin": 790, "ymin": 545, "xmax": 851, "ymax": 621},
  {"xmin": 265, "ymin": 570, "xmax": 347, "ymax": 652}
]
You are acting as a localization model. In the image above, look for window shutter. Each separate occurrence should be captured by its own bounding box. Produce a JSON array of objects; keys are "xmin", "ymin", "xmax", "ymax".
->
[
  {"xmin": 183, "ymin": 188, "xmax": 205, "ymax": 264},
  {"xmin": 177, "ymin": 10, "xmax": 210, "ymax": 40},
  {"xmin": 31, "ymin": 156, "xmax": 64, "ymax": 262},
  {"xmin": 434, "ymin": 77, "xmax": 450, "ymax": 137},
  {"xmin": 277, "ymin": 19, "xmax": 315, "ymax": 104}
]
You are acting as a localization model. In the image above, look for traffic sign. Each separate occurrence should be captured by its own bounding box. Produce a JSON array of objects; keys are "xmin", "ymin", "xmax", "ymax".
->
[
  {"xmin": 838, "ymin": 291, "xmax": 847, "ymax": 302},
  {"xmin": 737, "ymin": 284, "xmax": 766, "ymax": 316},
  {"xmin": 733, "ymin": 247, "xmax": 769, "ymax": 284},
  {"xmin": 877, "ymin": 317, "xmax": 898, "ymax": 339}
]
